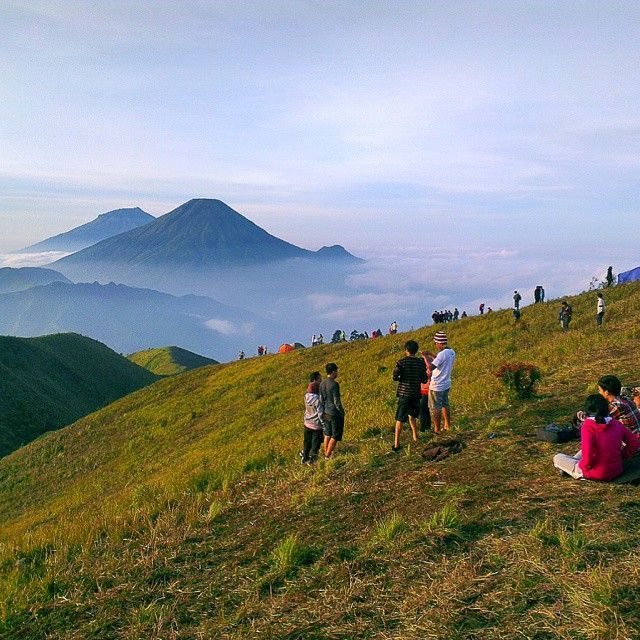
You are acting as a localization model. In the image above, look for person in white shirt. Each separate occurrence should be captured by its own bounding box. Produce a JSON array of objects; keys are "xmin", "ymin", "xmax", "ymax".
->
[
  {"xmin": 596, "ymin": 293, "xmax": 605, "ymax": 326},
  {"xmin": 429, "ymin": 331, "xmax": 456, "ymax": 433}
]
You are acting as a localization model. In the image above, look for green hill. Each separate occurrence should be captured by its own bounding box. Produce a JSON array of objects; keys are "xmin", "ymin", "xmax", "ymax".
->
[
  {"xmin": 0, "ymin": 333, "xmax": 159, "ymax": 457},
  {"xmin": 1, "ymin": 285, "xmax": 640, "ymax": 638},
  {"xmin": 127, "ymin": 346, "xmax": 218, "ymax": 376}
]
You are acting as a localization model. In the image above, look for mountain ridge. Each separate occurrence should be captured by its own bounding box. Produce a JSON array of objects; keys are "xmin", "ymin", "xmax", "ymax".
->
[
  {"xmin": 19, "ymin": 207, "xmax": 154, "ymax": 254},
  {"xmin": 53, "ymin": 198, "xmax": 363, "ymax": 269},
  {"xmin": 0, "ymin": 332, "xmax": 158, "ymax": 457}
]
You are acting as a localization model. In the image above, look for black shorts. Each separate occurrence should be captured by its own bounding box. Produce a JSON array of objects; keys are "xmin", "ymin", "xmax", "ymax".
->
[
  {"xmin": 396, "ymin": 396, "xmax": 420, "ymax": 422},
  {"xmin": 323, "ymin": 413, "xmax": 345, "ymax": 441}
]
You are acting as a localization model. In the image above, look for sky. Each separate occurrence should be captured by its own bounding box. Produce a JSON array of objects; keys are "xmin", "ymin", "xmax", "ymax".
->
[{"xmin": 2, "ymin": 0, "xmax": 640, "ymax": 314}]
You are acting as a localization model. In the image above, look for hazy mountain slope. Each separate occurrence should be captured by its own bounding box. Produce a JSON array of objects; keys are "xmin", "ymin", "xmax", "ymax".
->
[
  {"xmin": 127, "ymin": 346, "xmax": 218, "ymax": 375},
  {"xmin": 0, "ymin": 267, "xmax": 71, "ymax": 293},
  {"xmin": 19, "ymin": 207, "xmax": 154, "ymax": 253},
  {"xmin": 2, "ymin": 283, "xmax": 639, "ymax": 637},
  {"xmin": 49, "ymin": 200, "xmax": 364, "ymax": 320},
  {"xmin": 0, "ymin": 333, "xmax": 158, "ymax": 457},
  {"xmin": 0, "ymin": 281, "xmax": 276, "ymax": 362}
]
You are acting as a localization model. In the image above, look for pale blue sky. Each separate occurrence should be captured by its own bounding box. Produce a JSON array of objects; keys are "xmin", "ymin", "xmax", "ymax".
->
[{"xmin": 2, "ymin": 1, "xmax": 640, "ymax": 309}]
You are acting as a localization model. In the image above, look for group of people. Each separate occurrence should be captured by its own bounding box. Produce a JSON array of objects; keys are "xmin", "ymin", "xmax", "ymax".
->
[
  {"xmin": 300, "ymin": 331, "xmax": 457, "ymax": 463},
  {"xmin": 553, "ymin": 375, "xmax": 640, "ymax": 482},
  {"xmin": 432, "ymin": 309, "xmax": 466, "ymax": 323}
]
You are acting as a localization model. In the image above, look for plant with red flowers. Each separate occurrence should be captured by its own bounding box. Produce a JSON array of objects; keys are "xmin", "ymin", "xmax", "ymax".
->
[{"xmin": 495, "ymin": 362, "xmax": 541, "ymax": 399}]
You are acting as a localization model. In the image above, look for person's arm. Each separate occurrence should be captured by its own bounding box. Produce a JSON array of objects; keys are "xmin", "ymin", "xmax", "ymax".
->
[
  {"xmin": 392, "ymin": 361, "xmax": 402, "ymax": 381},
  {"xmin": 333, "ymin": 382, "xmax": 345, "ymax": 415},
  {"xmin": 419, "ymin": 359, "xmax": 428, "ymax": 384},
  {"xmin": 609, "ymin": 400, "xmax": 622, "ymax": 422},
  {"xmin": 579, "ymin": 423, "xmax": 596, "ymax": 470},
  {"xmin": 622, "ymin": 427, "xmax": 640, "ymax": 459},
  {"xmin": 431, "ymin": 351, "xmax": 444, "ymax": 370}
]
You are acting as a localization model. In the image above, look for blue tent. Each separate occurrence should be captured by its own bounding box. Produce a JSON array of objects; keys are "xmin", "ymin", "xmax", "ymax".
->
[{"xmin": 618, "ymin": 266, "xmax": 640, "ymax": 284}]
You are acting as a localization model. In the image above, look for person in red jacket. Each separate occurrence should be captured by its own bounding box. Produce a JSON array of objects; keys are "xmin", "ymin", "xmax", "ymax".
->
[
  {"xmin": 554, "ymin": 394, "xmax": 640, "ymax": 481},
  {"xmin": 419, "ymin": 349, "xmax": 434, "ymax": 432}
]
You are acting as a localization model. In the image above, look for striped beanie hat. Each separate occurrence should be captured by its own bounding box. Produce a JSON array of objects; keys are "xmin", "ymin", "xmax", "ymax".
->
[{"xmin": 434, "ymin": 331, "xmax": 448, "ymax": 344}]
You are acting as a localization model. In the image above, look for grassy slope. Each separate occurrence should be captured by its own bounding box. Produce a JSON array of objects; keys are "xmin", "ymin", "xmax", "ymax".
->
[
  {"xmin": 127, "ymin": 346, "xmax": 218, "ymax": 376},
  {"xmin": 1, "ymin": 284, "xmax": 640, "ymax": 638},
  {"xmin": 0, "ymin": 333, "xmax": 159, "ymax": 457}
]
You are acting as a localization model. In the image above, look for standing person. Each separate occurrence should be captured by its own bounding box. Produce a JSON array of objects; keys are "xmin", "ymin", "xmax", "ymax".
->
[
  {"xmin": 453, "ymin": 308, "xmax": 459, "ymax": 321},
  {"xmin": 300, "ymin": 372, "xmax": 325, "ymax": 464},
  {"xmin": 429, "ymin": 331, "xmax": 456, "ymax": 433},
  {"xmin": 479, "ymin": 303, "xmax": 485, "ymax": 315},
  {"xmin": 606, "ymin": 266, "xmax": 614, "ymax": 287},
  {"xmin": 391, "ymin": 340, "xmax": 428, "ymax": 451},
  {"xmin": 534, "ymin": 286, "xmax": 540, "ymax": 304},
  {"xmin": 320, "ymin": 363, "xmax": 345, "ymax": 459},
  {"xmin": 540, "ymin": 286, "xmax": 545, "ymax": 302},
  {"xmin": 554, "ymin": 394, "xmax": 640, "ymax": 481},
  {"xmin": 257, "ymin": 345, "xmax": 264, "ymax": 356},
  {"xmin": 559, "ymin": 301, "xmax": 572, "ymax": 331},
  {"xmin": 389, "ymin": 321, "xmax": 398, "ymax": 335},
  {"xmin": 419, "ymin": 349, "xmax": 433, "ymax": 432},
  {"xmin": 513, "ymin": 290, "xmax": 522, "ymax": 310},
  {"xmin": 596, "ymin": 292, "xmax": 605, "ymax": 326}
]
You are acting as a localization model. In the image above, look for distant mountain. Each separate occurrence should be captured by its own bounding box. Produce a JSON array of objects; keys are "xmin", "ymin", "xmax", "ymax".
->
[
  {"xmin": 0, "ymin": 280, "xmax": 280, "ymax": 362},
  {"xmin": 53, "ymin": 198, "xmax": 363, "ymax": 270},
  {"xmin": 0, "ymin": 267, "xmax": 71, "ymax": 293},
  {"xmin": 0, "ymin": 333, "xmax": 158, "ymax": 457},
  {"xmin": 20, "ymin": 207, "xmax": 154, "ymax": 253},
  {"xmin": 127, "ymin": 346, "xmax": 218, "ymax": 376},
  {"xmin": 314, "ymin": 244, "xmax": 364, "ymax": 261}
]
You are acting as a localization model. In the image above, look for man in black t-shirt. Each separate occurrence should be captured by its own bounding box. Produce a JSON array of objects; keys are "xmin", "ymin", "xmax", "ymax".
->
[{"xmin": 392, "ymin": 340, "xmax": 427, "ymax": 452}]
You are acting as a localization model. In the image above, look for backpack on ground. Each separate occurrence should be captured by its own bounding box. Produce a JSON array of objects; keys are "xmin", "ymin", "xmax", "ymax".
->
[{"xmin": 536, "ymin": 422, "xmax": 578, "ymax": 443}]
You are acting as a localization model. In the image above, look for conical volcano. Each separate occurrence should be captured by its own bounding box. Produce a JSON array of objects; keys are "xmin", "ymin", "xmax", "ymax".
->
[{"xmin": 54, "ymin": 199, "xmax": 318, "ymax": 268}]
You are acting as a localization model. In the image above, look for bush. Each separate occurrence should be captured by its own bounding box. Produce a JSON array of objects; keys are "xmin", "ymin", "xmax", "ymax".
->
[{"xmin": 495, "ymin": 362, "xmax": 541, "ymax": 399}]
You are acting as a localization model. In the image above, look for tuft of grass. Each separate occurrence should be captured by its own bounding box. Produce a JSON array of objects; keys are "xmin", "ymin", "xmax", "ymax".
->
[
  {"xmin": 421, "ymin": 504, "xmax": 462, "ymax": 538},
  {"xmin": 371, "ymin": 512, "xmax": 409, "ymax": 544}
]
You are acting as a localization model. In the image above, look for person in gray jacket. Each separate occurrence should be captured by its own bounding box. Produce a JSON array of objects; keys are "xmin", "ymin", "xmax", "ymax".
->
[{"xmin": 319, "ymin": 362, "xmax": 345, "ymax": 459}]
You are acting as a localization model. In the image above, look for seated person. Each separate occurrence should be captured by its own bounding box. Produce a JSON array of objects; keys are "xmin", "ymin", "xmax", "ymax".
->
[
  {"xmin": 554, "ymin": 394, "xmax": 640, "ymax": 481},
  {"xmin": 575, "ymin": 375, "xmax": 640, "ymax": 436},
  {"xmin": 598, "ymin": 375, "xmax": 640, "ymax": 435}
]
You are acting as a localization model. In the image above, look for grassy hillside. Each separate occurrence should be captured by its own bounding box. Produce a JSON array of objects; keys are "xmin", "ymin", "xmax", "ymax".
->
[
  {"xmin": 127, "ymin": 346, "xmax": 218, "ymax": 376},
  {"xmin": 0, "ymin": 333, "xmax": 159, "ymax": 457},
  {"xmin": 1, "ymin": 284, "xmax": 640, "ymax": 638}
]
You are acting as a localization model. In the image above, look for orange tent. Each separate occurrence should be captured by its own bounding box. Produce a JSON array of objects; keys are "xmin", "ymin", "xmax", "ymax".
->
[{"xmin": 278, "ymin": 343, "xmax": 295, "ymax": 353}]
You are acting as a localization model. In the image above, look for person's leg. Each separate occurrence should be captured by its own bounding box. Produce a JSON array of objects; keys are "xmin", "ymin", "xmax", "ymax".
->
[
  {"xmin": 553, "ymin": 453, "xmax": 583, "ymax": 479},
  {"xmin": 302, "ymin": 427, "xmax": 313, "ymax": 462},
  {"xmin": 408, "ymin": 415, "xmax": 418, "ymax": 441},
  {"xmin": 441, "ymin": 407, "xmax": 451, "ymax": 431},
  {"xmin": 394, "ymin": 420, "xmax": 403, "ymax": 448},
  {"xmin": 429, "ymin": 390, "xmax": 441, "ymax": 433},
  {"xmin": 419, "ymin": 395, "xmax": 431, "ymax": 432},
  {"xmin": 323, "ymin": 434, "xmax": 331, "ymax": 456},
  {"xmin": 310, "ymin": 430, "xmax": 323, "ymax": 462},
  {"xmin": 326, "ymin": 413, "xmax": 344, "ymax": 458}
]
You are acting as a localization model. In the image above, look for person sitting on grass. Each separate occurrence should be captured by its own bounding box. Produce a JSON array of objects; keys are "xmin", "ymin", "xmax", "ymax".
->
[
  {"xmin": 392, "ymin": 340, "xmax": 428, "ymax": 452},
  {"xmin": 597, "ymin": 375, "xmax": 640, "ymax": 435},
  {"xmin": 300, "ymin": 371, "xmax": 324, "ymax": 465},
  {"xmin": 554, "ymin": 394, "xmax": 640, "ymax": 480}
]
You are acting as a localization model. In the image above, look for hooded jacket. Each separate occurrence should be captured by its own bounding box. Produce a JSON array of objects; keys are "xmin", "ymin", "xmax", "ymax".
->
[
  {"xmin": 579, "ymin": 416, "xmax": 640, "ymax": 481},
  {"xmin": 304, "ymin": 382, "xmax": 324, "ymax": 430}
]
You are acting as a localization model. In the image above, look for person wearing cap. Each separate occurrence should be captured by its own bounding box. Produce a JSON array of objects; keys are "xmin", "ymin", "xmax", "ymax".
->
[{"xmin": 429, "ymin": 331, "xmax": 456, "ymax": 433}]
